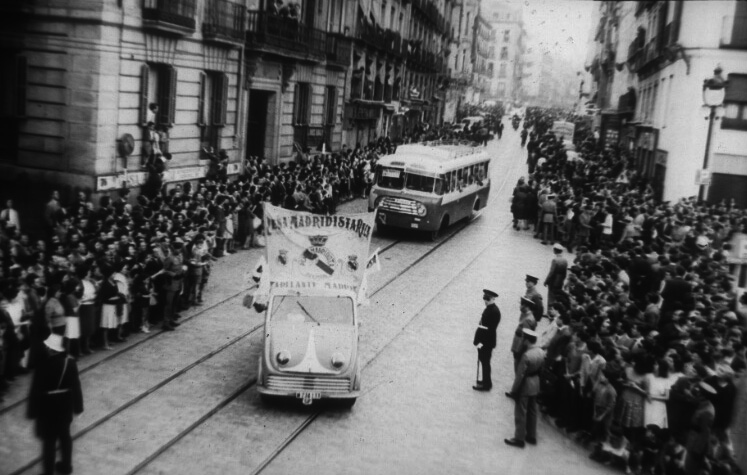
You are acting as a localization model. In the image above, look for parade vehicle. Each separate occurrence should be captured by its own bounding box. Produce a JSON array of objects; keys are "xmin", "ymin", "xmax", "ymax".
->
[
  {"xmin": 368, "ymin": 143, "xmax": 491, "ymax": 240},
  {"xmin": 254, "ymin": 204, "xmax": 375, "ymax": 407}
]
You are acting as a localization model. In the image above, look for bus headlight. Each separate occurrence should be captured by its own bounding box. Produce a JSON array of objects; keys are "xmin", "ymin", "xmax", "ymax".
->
[
  {"xmin": 331, "ymin": 352, "xmax": 346, "ymax": 369},
  {"xmin": 416, "ymin": 202, "xmax": 427, "ymax": 216},
  {"xmin": 276, "ymin": 350, "xmax": 291, "ymax": 366}
]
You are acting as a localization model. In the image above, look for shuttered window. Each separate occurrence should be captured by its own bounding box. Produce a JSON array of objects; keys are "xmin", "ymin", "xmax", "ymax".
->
[
  {"xmin": 294, "ymin": 83, "xmax": 311, "ymax": 125},
  {"xmin": 0, "ymin": 53, "xmax": 26, "ymax": 161},
  {"xmin": 158, "ymin": 65, "xmax": 177, "ymax": 127},
  {"xmin": 197, "ymin": 71, "xmax": 207, "ymax": 126},
  {"xmin": 324, "ymin": 86, "xmax": 337, "ymax": 125},
  {"xmin": 211, "ymin": 72, "xmax": 228, "ymax": 126}
]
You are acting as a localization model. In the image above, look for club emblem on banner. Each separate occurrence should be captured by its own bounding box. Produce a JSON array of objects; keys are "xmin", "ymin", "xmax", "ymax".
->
[{"xmin": 297, "ymin": 235, "xmax": 338, "ymax": 277}]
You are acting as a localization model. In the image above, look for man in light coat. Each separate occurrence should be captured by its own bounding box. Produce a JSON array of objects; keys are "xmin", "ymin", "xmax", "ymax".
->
[{"xmin": 505, "ymin": 329, "xmax": 545, "ymax": 448}]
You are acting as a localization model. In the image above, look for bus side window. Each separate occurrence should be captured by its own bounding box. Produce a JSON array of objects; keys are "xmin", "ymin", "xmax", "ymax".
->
[
  {"xmin": 441, "ymin": 173, "xmax": 450, "ymax": 194},
  {"xmin": 456, "ymin": 169, "xmax": 463, "ymax": 190},
  {"xmin": 468, "ymin": 165, "xmax": 475, "ymax": 184},
  {"xmin": 450, "ymin": 172, "xmax": 457, "ymax": 192}
]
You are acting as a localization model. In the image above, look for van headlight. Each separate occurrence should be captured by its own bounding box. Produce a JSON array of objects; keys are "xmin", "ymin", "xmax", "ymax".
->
[
  {"xmin": 276, "ymin": 350, "xmax": 291, "ymax": 366},
  {"xmin": 416, "ymin": 202, "xmax": 427, "ymax": 216},
  {"xmin": 331, "ymin": 352, "xmax": 346, "ymax": 369}
]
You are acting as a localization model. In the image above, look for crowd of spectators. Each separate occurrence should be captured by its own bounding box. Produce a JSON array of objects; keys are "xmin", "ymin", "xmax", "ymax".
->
[
  {"xmin": 0, "ymin": 135, "xmax": 401, "ymax": 402},
  {"xmin": 513, "ymin": 108, "xmax": 747, "ymax": 474}
]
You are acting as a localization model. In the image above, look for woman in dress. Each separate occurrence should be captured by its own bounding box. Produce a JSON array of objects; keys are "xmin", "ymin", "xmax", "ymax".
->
[
  {"xmin": 60, "ymin": 279, "xmax": 80, "ymax": 357},
  {"xmin": 643, "ymin": 359, "xmax": 678, "ymax": 430},
  {"xmin": 616, "ymin": 353, "xmax": 652, "ymax": 440},
  {"xmin": 97, "ymin": 263, "xmax": 123, "ymax": 350},
  {"xmin": 76, "ymin": 263, "xmax": 98, "ymax": 354}
]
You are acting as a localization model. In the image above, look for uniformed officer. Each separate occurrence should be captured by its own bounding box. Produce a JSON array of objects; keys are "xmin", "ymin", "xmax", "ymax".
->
[
  {"xmin": 524, "ymin": 274, "xmax": 544, "ymax": 321},
  {"xmin": 505, "ymin": 328, "xmax": 545, "ymax": 448},
  {"xmin": 544, "ymin": 244, "xmax": 568, "ymax": 307},
  {"xmin": 27, "ymin": 314, "xmax": 84, "ymax": 475},
  {"xmin": 473, "ymin": 289, "xmax": 501, "ymax": 391},
  {"xmin": 510, "ymin": 297, "xmax": 537, "ymax": 372}
]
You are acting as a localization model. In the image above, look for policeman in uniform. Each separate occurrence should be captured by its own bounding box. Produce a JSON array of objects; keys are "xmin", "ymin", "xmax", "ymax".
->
[
  {"xmin": 510, "ymin": 297, "xmax": 537, "ymax": 372},
  {"xmin": 505, "ymin": 328, "xmax": 545, "ymax": 448},
  {"xmin": 27, "ymin": 314, "xmax": 84, "ymax": 475},
  {"xmin": 544, "ymin": 243, "xmax": 568, "ymax": 307},
  {"xmin": 473, "ymin": 289, "xmax": 501, "ymax": 391},
  {"xmin": 524, "ymin": 274, "xmax": 544, "ymax": 321}
]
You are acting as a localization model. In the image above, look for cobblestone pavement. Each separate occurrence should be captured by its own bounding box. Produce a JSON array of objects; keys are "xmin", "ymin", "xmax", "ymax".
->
[{"xmin": 3, "ymin": 127, "xmax": 617, "ymax": 475}]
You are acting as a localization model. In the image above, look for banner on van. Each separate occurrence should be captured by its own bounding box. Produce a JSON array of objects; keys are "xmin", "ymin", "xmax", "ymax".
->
[{"xmin": 261, "ymin": 204, "xmax": 376, "ymax": 293}]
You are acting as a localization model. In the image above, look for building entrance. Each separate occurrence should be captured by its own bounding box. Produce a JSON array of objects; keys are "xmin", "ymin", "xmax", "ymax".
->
[{"xmin": 247, "ymin": 90, "xmax": 271, "ymax": 160}]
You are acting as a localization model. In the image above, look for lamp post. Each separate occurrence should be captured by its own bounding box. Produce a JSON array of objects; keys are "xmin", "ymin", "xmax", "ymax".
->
[{"xmin": 698, "ymin": 66, "xmax": 726, "ymax": 203}]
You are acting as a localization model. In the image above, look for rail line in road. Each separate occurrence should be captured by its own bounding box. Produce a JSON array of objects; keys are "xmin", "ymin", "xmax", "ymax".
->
[
  {"xmin": 7, "ymin": 140, "xmax": 519, "ymax": 475},
  {"xmin": 246, "ymin": 155, "xmax": 517, "ymax": 475}
]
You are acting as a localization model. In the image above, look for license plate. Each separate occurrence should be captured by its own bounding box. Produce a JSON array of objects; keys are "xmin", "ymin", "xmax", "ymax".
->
[
  {"xmin": 410, "ymin": 223, "xmax": 419, "ymax": 228},
  {"xmin": 296, "ymin": 391, "xmax": 321, "ymax": 405}
]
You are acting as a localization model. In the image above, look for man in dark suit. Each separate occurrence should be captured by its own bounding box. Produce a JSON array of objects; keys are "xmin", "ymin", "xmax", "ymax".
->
[
  {"xmin": 473, "ymin": 289, "xmax": 501, "ymax": 391},
  {"xmin": 544, "ymin": 244, "xmax": 568, "ymax": 307},
  {"xmin": 28, "ymin": 316, "xmax": 84, "ymax": 475},
  {"xmin": 505, "ymin": 329, "xmax": 545, "ymax": 448},
  {"xmin": 660, "ymin": 265, "xmax": 693, "ymax": 315},
  {"xmin": 524, "ymin": 275, "xmax": 544, "ymax": 321}
]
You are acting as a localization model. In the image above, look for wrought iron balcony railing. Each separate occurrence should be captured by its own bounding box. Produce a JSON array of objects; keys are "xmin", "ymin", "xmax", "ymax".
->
[
  {"xmin": 203, "ymin": 0, "xmax": 246, "ymax": 45},
  {"xmin": 246, "ymin": 10, "xmax": 326, "ymax": 59},
  {"xmin": 326, "ymin": 33, "xmax": 352, "ymax": 68},
  {"xmin": 142, "ymin": 0, "xmax": 196, "ymax": 35}
]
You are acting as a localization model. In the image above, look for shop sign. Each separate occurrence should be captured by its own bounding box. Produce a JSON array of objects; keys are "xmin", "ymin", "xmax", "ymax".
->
[{"xmin": 695, "ymin": 168, "xmax": 711, "ymax": 186}]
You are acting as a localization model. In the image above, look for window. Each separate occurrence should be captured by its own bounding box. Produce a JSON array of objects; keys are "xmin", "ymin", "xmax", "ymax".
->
[
  {"xmin": 293, "ymin": 82, "xmax": 311, "ymax": 125},
  {"xmin": 198, "ymin": 71, "xmax": 228, "ymax": 153},
  {"xmin": 500, "ymin": 47, "xmax": 508, "ymax": 60},
  {"xmin": 140, "ymin": 63, "xmax": 178, "ymax": 127},
  {"xmin": 503, "ymin": 30, "xmax": 510, "ymax": 42},
  {"xmin": 405, "ymin": 173, "xmax": 435, "ymax": 193},
  {"xmin": 323, "ymin": 86, "xmax": 337, "ymax": 125},
  {"xmin": 0, "ymin": 53, "xmax": 26, "ymax": 162},
  {"xmin": 499, "ymin": 62, "xmax": 507, "ymax": 78},
  {"xmin": 722, "ymin": 74, "xmax": 747, "ymax": 131},
  {"xmin": 376, "ymin": 167, "xmax": 404, "ymax": 189}
]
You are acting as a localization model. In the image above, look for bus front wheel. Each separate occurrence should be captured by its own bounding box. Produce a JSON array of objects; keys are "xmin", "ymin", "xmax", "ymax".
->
[{"xmin": 429, "ymin": 217, "xmax": 448, "ymax": 241}]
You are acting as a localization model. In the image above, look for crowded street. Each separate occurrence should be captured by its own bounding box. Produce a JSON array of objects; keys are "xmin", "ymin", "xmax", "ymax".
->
[
  {"xmin": 2, "ymin": 1, "xmax": 747, "ymax": 475},
  {"xmin": 1, "ymin": 122, "xmax": 620, "ymax": 475}
]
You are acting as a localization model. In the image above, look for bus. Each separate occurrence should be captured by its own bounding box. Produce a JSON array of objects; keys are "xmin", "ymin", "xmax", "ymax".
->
[{"xmin": 368, "ymin": 143, "xmax": 491, "ymax": 240}]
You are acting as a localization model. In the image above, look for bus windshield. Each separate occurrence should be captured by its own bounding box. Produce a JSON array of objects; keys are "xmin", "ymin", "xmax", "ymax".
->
[
  {"xmin": 377, "ymin": 167, "xmax": 405, "ymax": 189},
  {"xmin": 405, "ymin": 173, "xmax": 436, "ymax": 193},
  {"xmin": 270, "ymin": 295, "xmax": 354, "ymax": 325}
]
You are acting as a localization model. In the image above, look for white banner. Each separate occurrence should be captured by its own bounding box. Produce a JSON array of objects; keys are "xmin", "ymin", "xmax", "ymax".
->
[{"xmin": 262, "ymin": 204, "xmax": 376, "ymax": 294}]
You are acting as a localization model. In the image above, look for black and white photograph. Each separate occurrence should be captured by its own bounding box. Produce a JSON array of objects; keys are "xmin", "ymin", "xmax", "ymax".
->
[{"xmin": 0, "ymin": 0, "xmax": 746, "ymax": 474}]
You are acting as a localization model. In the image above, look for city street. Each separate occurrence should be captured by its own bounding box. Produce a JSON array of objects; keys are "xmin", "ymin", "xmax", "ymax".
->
[{"xmin": 2, "ymin": 125, "xmax": 615, "ymax": 475}]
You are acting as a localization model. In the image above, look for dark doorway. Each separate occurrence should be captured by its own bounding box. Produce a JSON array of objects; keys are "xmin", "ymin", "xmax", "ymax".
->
[
  {"xmin": 247, "ymin": 90, "xmax": 270, "ymax": 159},
  {"xmin": 710, "ymin": 173, "xmax": 747, "ymax": 208}
]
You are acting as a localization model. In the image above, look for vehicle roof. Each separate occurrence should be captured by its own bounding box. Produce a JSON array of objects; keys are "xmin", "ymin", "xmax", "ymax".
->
[{"xmin": 377, "ymin": 143, "xmax": 491, "ymax": 174}]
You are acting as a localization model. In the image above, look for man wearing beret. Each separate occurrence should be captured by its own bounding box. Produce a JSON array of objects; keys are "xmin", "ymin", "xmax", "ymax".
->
[
  {"xmin": 505, "ymin": 328, "xmax": 545, "ymax": 448},
  {"xmin": 473, "ymin": 289, "xmax": 501, "ymax": 391},
  {"xmin": 511, "ymin": 297, "xmax": 537, "ymax": 372},
  {"xmin": 524, "ymin": 274, "xmax": 544, "ymax": 321}
]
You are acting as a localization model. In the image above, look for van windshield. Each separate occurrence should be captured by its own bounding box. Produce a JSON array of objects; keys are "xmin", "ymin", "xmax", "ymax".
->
[
  {"xmin": 270, "ymin": 295, "xmax": 354, "ymax": 325},
  {"xmin": 405, "ymin": 173, "xmax": 436, "ymax": 193},
  {"xmin": 377, "ymin": 167, "xmax": 404, "ymax": 189}
]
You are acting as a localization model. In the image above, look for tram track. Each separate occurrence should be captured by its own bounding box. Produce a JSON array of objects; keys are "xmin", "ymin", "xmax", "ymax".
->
[
  {"xmin": 245, "ymin": 161, "xmax": 516, "ymax": 475},
  {"xmin": 7, "ymin": 144, "xmax": 519, "ymax": 475}
]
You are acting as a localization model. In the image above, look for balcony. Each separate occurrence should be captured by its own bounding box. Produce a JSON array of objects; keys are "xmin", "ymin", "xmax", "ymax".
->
[
  {"xmin": 202, "ymin": 0, "xmax": 246, "ymax": 46},
  {"xmin": 246, "ymin": 11, "xmax": 326, "ymax": 60},
  {"xmin": 294, "ymin": 125, "xmax": 332, "ymax": 151},
  {"xmin": 721, "ymin": 16, "xmax": 747, "ymax": 49},
  {"xmin": 326, "ymin": 33, "xmax": 352, "ymax": 69},
  {"xmin": 142, "ymin": 0, "xmax": 196, "ymax": 36},
  {"xmin": 356, "ymin": 20, "xmax": 403, "ymax": 57}
]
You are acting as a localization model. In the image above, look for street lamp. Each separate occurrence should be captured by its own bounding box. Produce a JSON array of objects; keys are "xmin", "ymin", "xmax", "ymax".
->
[{"xmin": 698, "ymin": 66, "xmax": 726, "ymax": 203}]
